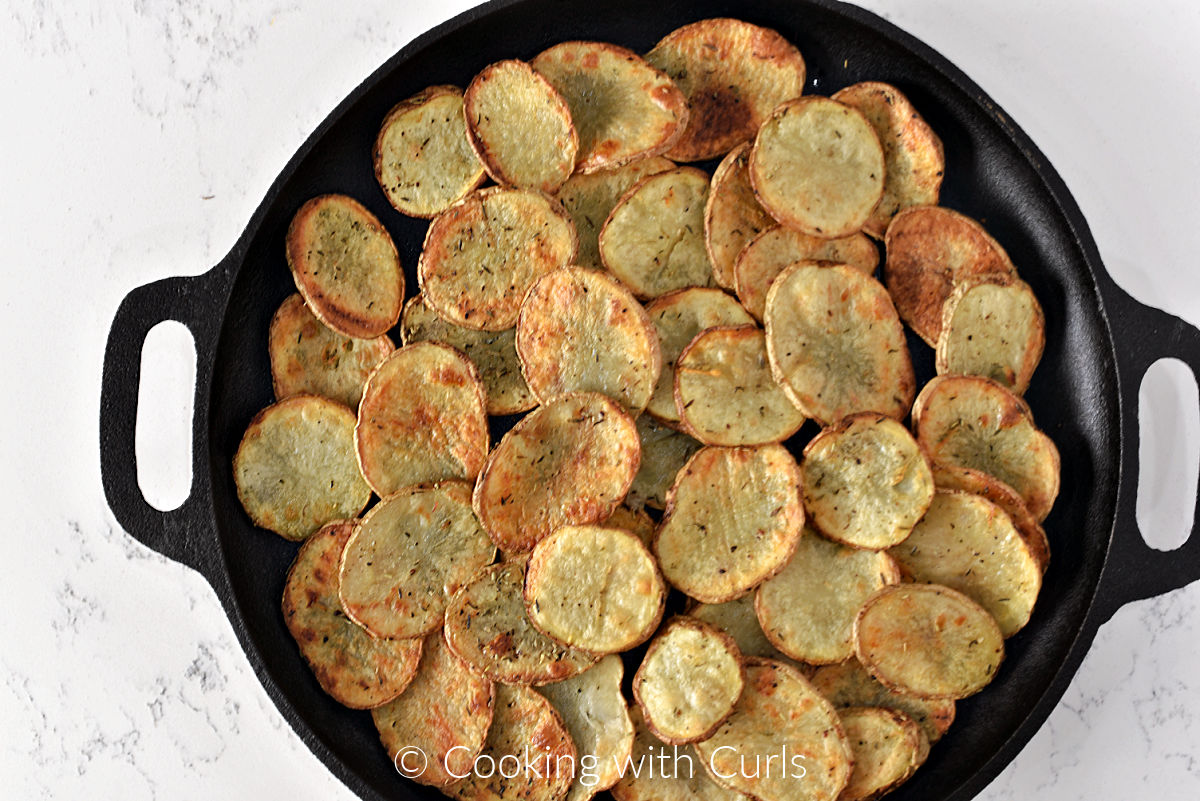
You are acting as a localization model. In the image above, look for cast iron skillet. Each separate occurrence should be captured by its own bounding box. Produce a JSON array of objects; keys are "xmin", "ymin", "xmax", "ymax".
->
[{"xmin": 100, "ymin": 1, "xmax": 1200, "ymax": 799}]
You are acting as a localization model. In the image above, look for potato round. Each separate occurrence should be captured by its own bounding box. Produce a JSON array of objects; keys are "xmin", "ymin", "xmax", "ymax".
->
[
  {"xmin": 338, "ymin": 482, "xmax": 496, "ymax": 639},
  {"xmin": 633, "ymin": 617, "xmax": 744, "ymax": 744},
  {"xmin": 474, "ymin": 392, "xmax": 640, "ymax": 554},
  {"xmin": 374, "ymin": 85, "xmax": 486, "ymax": 218},
  {"xmin": 599, "ymin": 167, "xmax": 715, "ymax": 299},
  {"xmin": 612, "ymin": 707, "xmax": 752, "ymax": 801},
  {"xmin": 644, "ymin": 287, "xmax": 755, "ymax": 424},
  {"xmin": 655, "ymin": 445, "xmax": 805, "ymax": 603},
  {"xmin": 800, "ymin": 412, "xmax": 934, "ymax": 550},
  {"xmin": 373, "ymin": 631, "xmax": 494, "ymax": 788},
  {"xmin": 808, "ymin": 657, "xmax": 955, "ymax": 744},
  {"xmin": 646, "ymin": 18, "xmax": 807, "ymax": 162},
  {"xmin": 883, "ymin": 205, "xmax": 1015, "ymax": 345},
  {"xmin": 445, "ymin": 561, "xmax": 597, "ymax": 685},
  {"xmin": 355, "ymin": 342, "xmax": 489, "ymax": 497},
  {"xmin": 764, "ymin": 262, "xmax": 914, "ymax": 425},
  {"xmin": 705, "ymin": 143, "xmax": 775, "ymax": 289},
  {"xmin": 694, "ymin": 658, "xmax": 852, "ymax": 801},
  {"xmin": 749, "ymin": 96, "xmax": 885, "ymax": 238},
  {"xmin": 516, "ymin": 267, "xmax": 662, "ymax": 414},
  {"xmin": 400, "ymin": 295, "xmax": 535, "ymax": 416},
  {"xmin": 931, "ymin": 463, "xmax": 1050, "ymax": 573},
  {"xmin": 675, "ymin": 325, "xmax": 806, "ymax": 446},
  {"xmin": 282, "ymin": 520, "xmax": 422, "ymax": 709},
  {"xmin": 832, "ymin": 81, "xmax": 945, "ymax": 238},
  {"xmin": 464, "ymin": 59, "xmax": 578, "ymax": 193},
  {"xmin": 627, "ymin": 414, "xmax": 703, "ymax": 511},
  {"xmin": 854, "ymin": 583, "xmax": 1005, "ymax": 699},
  {"xmin": 285, "ymin": 194, "xmax": 403, "ymax": 338},
  {"xmin": 419, "ymin": 187, "xmax": 578, "ymax": 331},
  {"xmin": 526, "ymin": 525, "xmax": 665, "ymax": 654},
  {"xmin": 838, "ymin": 707, "xmax": 925, "ymax": 801},
  {"xmin": 234, "ymin": 394, "xmax": 370, "ymax": 541}
]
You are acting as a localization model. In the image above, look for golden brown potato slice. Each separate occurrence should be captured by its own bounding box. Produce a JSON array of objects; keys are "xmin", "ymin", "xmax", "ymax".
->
[
  {"xmin": 913, "ymin": 375, "xmax": 1060, "ymax": 521},
  {"xmin": 516, "ymin": 267, "xmax": 662, "ymax": 414},
  {"xmin": 931, "ymin": 463, "xmax": 1050, "ymax": 573},
  {"xmin": 689, "ymin": 595, "xmax": 789, "ymax": 662},
  {"xmin": 599, "ymin": 167, "xmax": 715, "ymax": 299},
  {"xmin": 675, "ymin": 325, "xmax": 806, "ymax": 446},
  {"xmin": 537, "ymin": 656, "xmax": 634, "ymax": 801},
  {"xmin": 445, "ymin": 561, "xmax": 597, "ymax": 685},
  {"xmin": 282, "ymin": 520, "xmax": 422, "ymax": 709},
  {"xmin": 733, "ymin": 228, "xmax": 879, "ymax": 321},
  {"xmin": 464, "ymin": 59, "xmax": 578, "ymax": 193},
  {"xmin": 646, "ymin": 19, "xmax": 806, "ymax": 162},
  {"xmin": 755, "ymin": 530, "xmax": 900, "ymax": 664},
  {"xmin": 268, "ymin": 293, "xmax": 394, "ymax": 410},
  {"xmin": 889, "ymin": 490, "xmax": 1042, "ymax": 637},
  {"xmin": 603, "ymin": 504, "xmax": 656, "ymax": 547},
  {"xmin": 837, "ymin": 707, "xmax": 925, "ymax": 801},
  {"xmin": 705, "ymin": 143, "xmax": 775, "ymax": 289},
  {"xmin": 808, "ymin": 657, "xmax": 955, "ymax": 744},
  {"xmin": 655, "ymin": 445, "xmax": 805, "ymax": 603},
  {"xmin": 285, "ymin": 194, "xmax": 403, "ymax": 338},
  {"xmin": 374, "ymin": 85, "xmax": 486, "ymax": 218},
  {"xmin": 749, "ymin": 97, "xmax": 885, "ymax": 238},
  {"xmin": 355, "ymin": 342, "xmax": 489, "ymax": 497},
  {"xmin": 936, "ymin": 273, "xmax": 1046, "ymax": 394},
  {"xmin": 800, "ymin": 413, "xmax": 934, "ymax": 550},
  {"xmin": 695, "ymin": 658, "xmax": 852, "ymax": 801},
  {"xmin": 234, "ymin": 394, "xmax": 371, "ymax": 541},
  {"xmin": 633, "ymin": 617, "xmax": 744, "ymax": 744},
  {"xmin": 338, "ymin": 482, "xmax": 495, "ymax": 639},
  {"xmin": 854, "ymin": 583, "xmax": 1005, "ymax": 699},
  {"xmin": 532, "ymin": 41, "xmax": 687, "ymax": 173},
  {"xmin": 474, "ymin": 392, "xmax": 640, "ymax": 554},
  {"xmin": 764, "ymin": 263, "xmax": 914, "ymax": 425},
  {"xmin": 883, "ymin": 205, "xmax": 1015, "ymax": 345},
  {"xmin": 645, "ymin": 288, "xmax": 755, "ymax": 424},
  {"xmin": 627, "ymin": 414, "xmax": 703, "ymax": 511},
  {"xmin": 526, "ymin": 525, "xmax": 665, "ymax": 654},
  {"xmin": 373, "ymin": 631, "xmax": 494, "ymax": 788},
  {"xmin": 831, "ymin": 82, "xmax": 945, "ymax": 239},
  {"xmin": 400, "ymin": 295, "xmax": 535, "ymax": 416},
  {"xmin": 419, "ymin": 187, "xmax": 578, "ymax": 331}
]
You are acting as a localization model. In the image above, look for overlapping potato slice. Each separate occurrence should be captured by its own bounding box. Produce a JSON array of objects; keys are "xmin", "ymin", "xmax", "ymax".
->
[
  {"xmin": 808, "ymin": 657, "xmax": 955, "ymax": 744},
  {"xmin": 373, "ymin": 632, "xmax": 494, "ymax": 788},
  {"xmin": 838, "ymin": 707, "xmax": 926, "ymax": 801},
  {"xmin": 355, "ymin": 342, "xmax": 489, "ymax": 497},
  {"xmin": 626, "ymin": 414, "xmax": 703, "ymax": 511},
  {"xmin": 603, "ymin": 504, "xmax": 656, "ymax": 547},
  {"xmin": 931, "ymin": 463, "xmax": 1050, "ymax": 573},
  {"xmin": 764, "ymin": 262, "xmax": 914, "ymax": 425},
  {"xmin": 526, "ymin": 525, "xmax": 665, "ymax": 654},
  {"xmin": 532, "ymin": 41, "xmax": 687, "ymax": 173},
  {"xmin": 419, "ymin": 187, "xmax": 577, "ymax": 331},
  {"xmin": 689, "ymin": 595, "xmax": 790, "ymax": 662},
  {"xmin": 883, "ymin": 205, "xmax": 1015, "ymax": 345},
  {"xmin": 400, "ymin": 295, "xmax": 535, "ymax": 416},
  {"xmin": 234, "ymin": 394, "xmax": 370, "ymax": 540},
  {"xmin": 374, "ymin": 85, "xmax": 486, "ymax": 218},
  {"xmin": 338, "ymin": 482, "xmax": 495, "ymax": 639},
  {"xmin": 694, "ymin": 658, "xmax": 853, "ymax": 801},
  {"xmin": 750, "ymin": 96, "xmax": 885, "ymax": 238},
  {"xmin": 800, "ymin": 413, "xmax": 934, "ymax": 550},
  {"xmin": 633, "ymin": 617, "xmax": 744, "ymax": 744},
  {"xmin": 599, "ymin": 167, "xmax": 716, "ymax": 298},
  {"xmin": 855, "ymin": 584, "xmax": 1005, "ymax": 699},
  {"xmin": 646, "ymin": 18, "xmax": 806, "ymax": 162},
  {"xmin": 889, "ymin": 490, "xmax": 1042, "ymax": 637},
  {"xmin": 464, "ymin": 59, "xmax": 578, "ymax": 193},
  {"xmin": 612, "ymin": 707, "xmax": 752, "ymax": 801},
  {"xmin": 445, "ymin": 561, "xmax": 597, "ymax": 684},
  {"xmin": 655, "ymin": 445, "xmax": 805, "ymax": 603},
  {"xmin": 936, "ymin": 273, "xmax": 1046, "ymax": 394},
  {"xmin": 516, "ymin": 267, "xmax": 661, "ymax": 414},
  {"xmin": 282, "ymin": 520, "xmax": 422, "ymax": 709},
  {"xmin": 285, "ymin": 193, "xmax": 404, "ymax": 338},
  {"xmin": 913, "ymin": 375, "xmax": 1060, "ymax": 521},
  {"xmin": 675, "ymin": 325, "xmax": 805, "ymax": 446},
  {"xmin": 832, "ymin": 82, "xmax": 944, "ymax": 238},
  {"xmin": 705, "ymin": 143, "xmax": 775, "ymax": 289}
]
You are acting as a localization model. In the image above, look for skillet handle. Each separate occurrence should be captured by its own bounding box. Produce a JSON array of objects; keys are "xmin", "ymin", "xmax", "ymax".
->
[
  {"xmin": 1095, "ymin": 277, "xmax": 1200, "ymax": 621},
  {"xmin": 99, "ymin": 261, "xmax": 233, "ymax": 583}
]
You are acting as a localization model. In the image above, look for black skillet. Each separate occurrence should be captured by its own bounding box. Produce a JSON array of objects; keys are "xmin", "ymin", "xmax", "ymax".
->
[{"xmin": 99, "ymin": 0, "xmax": 1200, "ymax": 799}]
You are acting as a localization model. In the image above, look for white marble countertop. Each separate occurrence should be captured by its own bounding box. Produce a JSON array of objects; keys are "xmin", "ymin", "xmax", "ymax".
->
[{"xmin": 3, "ymin": 1, "xmax": 1199, "ymax": 798}]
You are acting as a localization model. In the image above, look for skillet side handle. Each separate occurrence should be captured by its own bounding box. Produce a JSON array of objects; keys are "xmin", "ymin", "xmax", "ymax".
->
[
  {"xmin": 1095, "ymin": 277, "xmax": 1200, "ymax": 622},
  {"xmin": 100, "ymin": 264, "xmax": 231, "ymax": 582}
]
